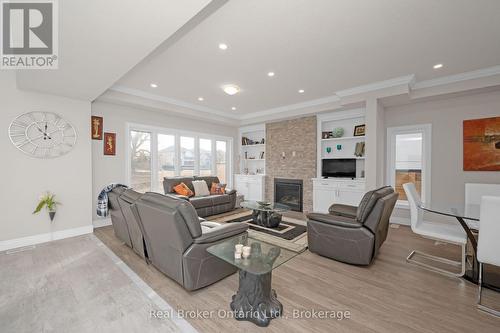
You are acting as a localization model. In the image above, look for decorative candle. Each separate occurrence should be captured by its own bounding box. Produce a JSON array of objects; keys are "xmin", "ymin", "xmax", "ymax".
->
[
  {"xmin": 234, "ymin": 251, "xmax": 242, "ymax": 259},
  {"xmin": 235, "ymin": 244, "xmax": 244, "ymax": 253},
  {"xmin": 242, "ymin": 246, "xmax": 251, "ymax": 258}
]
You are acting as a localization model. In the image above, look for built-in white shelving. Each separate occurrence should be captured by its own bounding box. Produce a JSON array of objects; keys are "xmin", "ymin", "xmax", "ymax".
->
[
  {"xmin": 236, "ymin": 124, "xmax": 266, "ymax": 201},
  {"xmin": 317, "ymin": 109, "xmax": 366, "ymax": 179},
  {"xmin": 238, "ymin": 124, "xmax": 266, "ymax": 175}
]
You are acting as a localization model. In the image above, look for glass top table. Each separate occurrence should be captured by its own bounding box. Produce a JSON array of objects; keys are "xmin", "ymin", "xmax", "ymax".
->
[
  {"xmin": 207, "ymin": 234, "xmax": 298, "ymax": 275},
  {"xmin": 239, "ymin": 201, "xmax": 291, "ymax": 228},
  {"xmin": 416, "ymin": 202, "xmax": 498, "ymax": 288},
  {"xmin": 207, "ymin": 234, "xmax": 299, "ymax": 326},
  {"xmin": 419, "ymin": 203, "xmax": 480, "ymax": 222},
  {"xmin": 240, "ymin": 200, "xmax": 291, "ymax": 213}
]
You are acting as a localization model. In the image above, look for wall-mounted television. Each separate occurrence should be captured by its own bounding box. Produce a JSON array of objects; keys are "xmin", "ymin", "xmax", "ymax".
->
[{"xmin": 322, "ymin": 158, "xmax": 356, "ymax": 178}]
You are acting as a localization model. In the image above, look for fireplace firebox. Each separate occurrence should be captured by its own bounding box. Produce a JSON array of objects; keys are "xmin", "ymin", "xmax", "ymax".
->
[{"xmin": 274, "ymin": 178, "xmax": 303, "ymax": 212}]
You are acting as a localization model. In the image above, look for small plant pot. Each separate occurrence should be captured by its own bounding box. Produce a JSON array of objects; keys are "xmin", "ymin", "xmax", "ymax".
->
[{"xmin": 49, "ymin": 210, "xmax": 56, "ymax": 222}]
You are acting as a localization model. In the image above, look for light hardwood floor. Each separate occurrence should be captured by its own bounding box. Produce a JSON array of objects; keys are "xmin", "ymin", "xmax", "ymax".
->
[{"xmin": 94, "ymin": 223, "xmax": 500, "ymax": 333}]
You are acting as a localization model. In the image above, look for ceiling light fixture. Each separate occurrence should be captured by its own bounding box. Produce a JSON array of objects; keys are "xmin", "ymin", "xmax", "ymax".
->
[
  {"xmin": 231, "ymin": 107, "xmax": 237, "ymax": 111},
  {"xmin": 267, "ymin": 72, "xmax": 275, "ymax": 77},
  {"xmin": 433, "ymin": 63, "xmax": 443, "ymax": 69},
  {"xmin": 150, "ymin": 83, "xmax": 158, "ymax": 88},
  {"xmin": 198, "ymin": 97, "xmax": 204, "ymax": 101},
  {"xmin": 222, "ymin": 84, "xmax": 240, "ymax": 95},
  {"xmin": 218, "ymin": 43, "xmax": 228, "ymax": 50},
  {"xmin": 298, "ymin": 89, "xmax": 305, "ymax": 93}
]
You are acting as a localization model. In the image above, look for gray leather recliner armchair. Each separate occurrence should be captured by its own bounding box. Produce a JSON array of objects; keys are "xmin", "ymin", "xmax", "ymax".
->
[
  {"xmin": 107, "ymin": 186, "xmax": 131, "ymax": 246},
  {"xmin": 132, "ymin": 192, "xmax": 248, "ymax": 291},
  {"xmin": 117, "ymin": 189, "xmax": 146, "ymax": 258},
  {"xmin": 307, "ymin": 186, "xmax": 398, "ymax": 265}
]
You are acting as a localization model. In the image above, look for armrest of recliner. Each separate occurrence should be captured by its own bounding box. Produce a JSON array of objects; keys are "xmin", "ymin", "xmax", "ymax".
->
[
  {"xmin": 194, "ymin": 223, "xmax": 248, "ymax": 244},
  {"xmin": 328, "ymin": 204, "xmax": 358, "ymax": 218},
  {"xmin": 307, "ymin": 213, "xmax": 363, "ymax": 228},
  {"xmin": 200, "ymin": 221, "xmax": 222, "ymax": 229}
]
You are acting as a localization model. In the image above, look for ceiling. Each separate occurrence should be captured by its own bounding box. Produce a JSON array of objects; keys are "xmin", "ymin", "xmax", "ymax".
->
[
  {"xmin": 16, "ymin": 0, "xmax": 217, "ymax": 100},
  {"xmin": 113, "ymin": 0, "xmax": 500, "ymax": 116}
]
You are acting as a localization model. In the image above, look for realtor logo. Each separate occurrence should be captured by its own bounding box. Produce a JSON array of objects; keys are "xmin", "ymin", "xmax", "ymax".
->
[{"xmin": 1, "ymin": 0, "xmax": 58, "ymax": 69}]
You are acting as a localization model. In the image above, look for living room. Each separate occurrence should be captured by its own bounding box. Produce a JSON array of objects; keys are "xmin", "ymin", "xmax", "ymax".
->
[{"xmin": 1, "ymin": 1, "xmax": 500, "ymax": 332}]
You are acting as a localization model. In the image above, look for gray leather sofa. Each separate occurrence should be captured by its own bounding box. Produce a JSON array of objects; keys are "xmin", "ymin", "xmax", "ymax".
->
[
  {"xmin": 132, "ymin": 192, "xmax": 248, "ymax": 291},
  {"xmin": 307, "ymin": 186, "xmax": 398, "ymax": 265},
  {"xmin": 163, "ymin": 176, "xmax": 236, "ymax": 217}
]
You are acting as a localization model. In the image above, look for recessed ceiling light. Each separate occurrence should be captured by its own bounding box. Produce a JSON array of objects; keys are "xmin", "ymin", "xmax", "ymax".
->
[
  {"xmin": 298, "ymin": 89, "xmax": 305, "ymax": 93},
  {"xmin": 231, "ymin": 107, "xmax": 237, "ymax": 111},
  {"xmin": 150, "ymin": 83, "xmax": 158, "ymax": 88},
  {"xmin": 218, "ymin": 43, "xmax": 228, "ymax": 50},
  {"xmin": 222, "ymin": 84, "xmax": 240, "ymax": 95},
  {"xmin": 198, "ymin": 97, "xmax": 204, "ymax": 101},
  {"xmin": 267, "ymin": 72, "xmax": 275, "ymax": 77},
  {"xmin": 433, "ymin": 63, "xmax": 443, "ymax": 69}
]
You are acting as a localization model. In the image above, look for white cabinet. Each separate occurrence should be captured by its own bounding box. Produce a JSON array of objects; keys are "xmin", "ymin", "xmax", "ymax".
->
[
  {"xmin": 312, "ymin": 178, "xmax": 365, "ymax": 213},
  {"xmin": 234, "ymin": 175, "xmax": 265, "ymax": 201}
]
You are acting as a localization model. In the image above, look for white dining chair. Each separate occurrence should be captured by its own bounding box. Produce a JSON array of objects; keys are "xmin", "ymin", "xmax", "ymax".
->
[
  {"xmin": 465, "ymin": 183, "xmax": 500, "ymax": 229},
  {"xmin": 477, "ymin": 196, "xmax": 500, "ymax": 317},
  {"xmin": 403, "ymin": 183, "xmax": 467, "ymax": 277}
]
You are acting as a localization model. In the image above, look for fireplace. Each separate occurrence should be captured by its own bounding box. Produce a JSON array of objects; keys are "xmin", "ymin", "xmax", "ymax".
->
[{"xmin": 274, "ymin": 178, "xmax": 303, "ymax": 212}]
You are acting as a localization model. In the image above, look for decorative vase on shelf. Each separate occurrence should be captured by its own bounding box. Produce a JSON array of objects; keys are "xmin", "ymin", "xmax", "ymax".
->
[{"xmin": 331, "ymin": 127, "xmax": 344, "ymax": 138}]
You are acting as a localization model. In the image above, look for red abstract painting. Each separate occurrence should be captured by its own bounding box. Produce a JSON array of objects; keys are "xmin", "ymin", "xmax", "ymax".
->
[{"xmin": 463, "ymin": 116, "xmax": 500, "ymax": 171}]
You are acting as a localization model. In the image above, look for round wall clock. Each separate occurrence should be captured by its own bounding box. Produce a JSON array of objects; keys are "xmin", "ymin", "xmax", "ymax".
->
[{"xmin": 8, "ymin": 111, "xmax": 77, "ymax": 159}]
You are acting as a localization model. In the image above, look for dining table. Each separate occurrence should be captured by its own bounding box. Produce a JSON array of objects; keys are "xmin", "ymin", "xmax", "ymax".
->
[{"xmin": 418, "ymin": 202, "xmax": 500, "ymax": 291}]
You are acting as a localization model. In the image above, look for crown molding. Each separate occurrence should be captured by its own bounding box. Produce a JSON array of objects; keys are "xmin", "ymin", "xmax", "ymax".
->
[
  {"xmin": 239, "ymin": 94, "xmax": 341, "ymax": 120},
  {"xmin": 413, "ymin": 65, "xmax": 500, "ymax": 90},
  {"xmin": 110, "ymin": 85, "xmax": 240, "ymax": 120},
  {"xmin": 104, "ymin": 66, "xmax": 500, "ymax": 125},
  {"xmin": 98, "ymin": 89, "xmax": 239, "ymax": 126},
  {"xmin": 336, "ymin": 75, "xmax": 416, "ymax": 98}
]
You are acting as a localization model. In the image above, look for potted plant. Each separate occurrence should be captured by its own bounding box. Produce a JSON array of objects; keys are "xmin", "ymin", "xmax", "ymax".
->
[{"xmin": 33, "ymin": 192, "xmax": 60, "ymax": 222}]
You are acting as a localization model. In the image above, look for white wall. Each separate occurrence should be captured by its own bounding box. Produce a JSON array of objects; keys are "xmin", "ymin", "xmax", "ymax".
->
[
  {"xmin": 0, "ymin": 72, "xmax": 92, "ymax": 244},
  {"xmin": 385, "ymin": 89, "xmax": 500, "ymax": 221},
  {"xmin": 91, "ymin": 101, "xmax": 238, "ymax": 221}
]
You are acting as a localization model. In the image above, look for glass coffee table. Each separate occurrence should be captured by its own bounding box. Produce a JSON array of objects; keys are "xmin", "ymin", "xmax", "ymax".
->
[
  {"xmin": 207, "ymin": 234, "xmax": 299, "ymax": 327},
  {"xmin": 240, "ymin": 200, "xmax": 291, "ymax": 228}
]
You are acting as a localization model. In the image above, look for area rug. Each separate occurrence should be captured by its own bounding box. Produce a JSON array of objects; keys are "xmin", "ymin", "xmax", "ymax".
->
[{"xmin": 209, "ymin": 209, "xmax": 308, "ymax": 253}]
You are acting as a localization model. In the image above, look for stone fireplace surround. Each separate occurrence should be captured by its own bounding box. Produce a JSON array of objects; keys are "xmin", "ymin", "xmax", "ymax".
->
[{"xmin": 265, "ymin": 116, "xmax": 317, "ymax": 213}]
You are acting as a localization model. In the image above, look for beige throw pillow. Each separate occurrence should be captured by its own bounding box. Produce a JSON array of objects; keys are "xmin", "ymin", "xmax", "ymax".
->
[{"xmin": 192, "ymin": 180, "xmax": 210, "ymax": 197}]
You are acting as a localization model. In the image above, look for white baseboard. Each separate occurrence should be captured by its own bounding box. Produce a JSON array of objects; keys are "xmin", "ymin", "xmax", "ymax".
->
[
  {"xmin": 0, "ymin": 225, "xmax": 94, "ymax": 252},
  {"xmin": 93, "ymin": 218, "xmax": 112, "ymax": 228},
  {"xmin": 390, "ymin": 216, "xmax": 411, "ymax": 226}
]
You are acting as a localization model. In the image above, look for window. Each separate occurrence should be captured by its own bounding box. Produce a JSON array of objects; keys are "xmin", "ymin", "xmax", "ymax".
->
[
  {"xmin": 199, "ymin": 138, "xmax": 212, "ymax": 176},
  {"xmin": 387, "ymin": 124, "xmax": 431, "ymax": 207},
  {"xmin": 158, "ymin": 134, "xmax": 176, "ymax": 189},
  {"xmin": 180, "ymin": 136, "xmax": 195, "ymax": 176},
  {"xmin": 216, "ymin": 141, "xmax": 227, "ymax": 183},
  {"xmin": 127, "ymin": 124, "xmax": 232, "ymax": 193},
  {"xmin": 130, "ymin": 130, "xmax": 151, "ymax": 193}
]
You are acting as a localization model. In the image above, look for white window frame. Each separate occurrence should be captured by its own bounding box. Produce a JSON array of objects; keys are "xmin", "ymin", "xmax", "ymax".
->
[
  {"xmin": 386, "ymin": 124, "xmax": 432, "ymax": 209},
  {"xmin": 126, "ymin": 123, "xmax": 233, "ymax": 192}
]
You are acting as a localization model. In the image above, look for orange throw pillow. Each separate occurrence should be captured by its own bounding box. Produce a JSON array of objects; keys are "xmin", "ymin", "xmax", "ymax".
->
[
  {"xmin": 173, "ymin": 182, "xmax": 194, "ymax": 197},
  {"xmin": 210, "ymin": 182, "xmax": 226, "ymax": 195}
]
